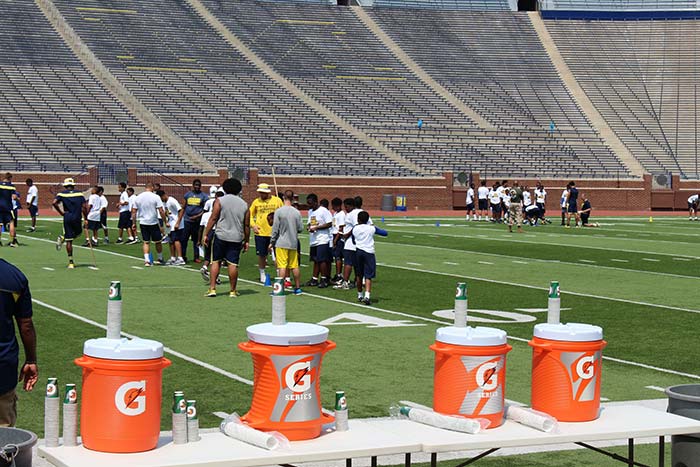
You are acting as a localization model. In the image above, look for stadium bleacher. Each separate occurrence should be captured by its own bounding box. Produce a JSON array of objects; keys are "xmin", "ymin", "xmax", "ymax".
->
[
  {"xmin": 541, "ymin": 0, "xmax": 698, "ymax": 11},
  {"xmin": 53, "ymin": 0, "xmax": 418, "ymax": 176},
  {"xmin": 369, "ymin": 0, "xmax": 511, "ymax": 10},
  {"xmin": 546, "ymin": 17, "xmax": 700, "ymax": 179},
  {"xmin": 0, "ymin": 0, "xmax": 193, "ymax": 173}
]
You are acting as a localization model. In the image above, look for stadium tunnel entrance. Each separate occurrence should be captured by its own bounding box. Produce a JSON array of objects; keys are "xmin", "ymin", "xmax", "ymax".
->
[{"xmin": 518, "ymin": 0, "xmax": 537, "ymax": 10}]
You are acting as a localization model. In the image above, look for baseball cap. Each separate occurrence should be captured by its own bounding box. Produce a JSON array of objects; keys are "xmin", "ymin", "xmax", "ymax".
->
[
  {"xmin": 209, "ymin": 185, "xmax": 218, "ymax": 198},
  {"xmin": 63, "ymin": 177, "xmax": 75, "ymax": 187},
  {"xmin": 256, "ymin": 183, "xmax": 271, "ymax": 193}
]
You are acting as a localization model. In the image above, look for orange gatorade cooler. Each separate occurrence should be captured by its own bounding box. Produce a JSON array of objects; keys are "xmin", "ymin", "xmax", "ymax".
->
[
  {"xmin": 239, "ymin": 322, "xmax": 335, "ymax": 440},
  {"xmin": 529, "ymin": 323, "xmax": 607, "ymax": 422},
  {"xmin": 75, "ymin": 337, "xmax": 171, "ymax": 452},
  {"xmin": 430, "ymin": 326, "xmax": 512, "ymax": 428}
]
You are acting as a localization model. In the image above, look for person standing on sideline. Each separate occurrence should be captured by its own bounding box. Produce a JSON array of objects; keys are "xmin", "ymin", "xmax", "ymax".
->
[
  {"xmin": 250, "ymin": 183, "xmax": 283, "ymax": 283},
  {"xmin": 508, "ymin": 181, "xmax": 524, "ymax": 233},
  {"xmin": 352, "ymin": 211, "xmax": 388, "ymax": 305},
  {"xmin": 25, "ymin": 179, "xmax": 38, "ymax": 232},
  {"xmin": 116, "ymin": 182, "xmax": 132, "ymax": 243},
  {"xmin": 131, "ymin": 183, "xmax": 167, "ymax": 266},
  {"xmin": 0, "ymin": 259, "xmax": 37, "ymax": 427},
  {"xmin": 565, "ymin": 181, "xmax": 580, "ymax": 228},
  {"xmin": 465, "ymin": 183, "xmax": 476, "ymax": 221},
  {"xmin": 306, "ymin": 193, "xmax": 333, "ymax": 288},
  {"xmin": 85, "ymin": 186, "xmax": 101, "ymax": 247},
  {"xmin": 270, "ymin": 190, "xmax": 303, "ymax": 295},
  {"xmin": 158, "ymin": 190, "xmax": 185, "ymax": 265},
  {"xmin": 560, "ymin": 184, "xmax": 569, "ymax": 226},
  {"xmin": 203, "ymin": 179, "xmax": 249, "ymax": 298},
  {"xmin": 182, "ymin": 179, "xmax": 208, "ymax": 263},
  {"xmin": 688, "ymin": 193, "xmax": 699, "ymax": 221},
  {"xmin": 199, "ymin": 186, "xmax": 219, "ymax": 280},
  {"xmin": 126, "ymin": 187, "xmax": 138, "ymax": 243},
  {"xmin": 0, "ymin": 173, "xmax": 19, "ymax": 247},
  {"xmin": 53, "ymin": 178, "xmax": 87, "ymax": 269},
  {"xmin": 98, "ymin": 186, "xmax": 109, "ymax": 244},
  {"xmin": 534, "ymin": 182, "xmax": 548, "ymax": 224},
  {"xmin": 330, "ymin": 197, "xmax": 345, "ymax": 284}
]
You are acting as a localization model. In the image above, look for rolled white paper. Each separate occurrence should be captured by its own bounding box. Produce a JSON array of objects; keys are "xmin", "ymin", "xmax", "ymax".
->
[
  {"xmin": 506, "ymin": 405, "xmax": 557, "ymax": 432},
  {"xmin": 221, "ymin": 421, "xmax": 279, "ymax": 450},
  {"xmin": 404, "ymin": 407, "xmax": 484, "ymax": 434}
]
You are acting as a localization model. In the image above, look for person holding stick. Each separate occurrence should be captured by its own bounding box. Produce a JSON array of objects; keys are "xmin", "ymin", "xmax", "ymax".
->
[{"xmin": 249, "ymin": 183, "xmax": 282, "ymax": 283}]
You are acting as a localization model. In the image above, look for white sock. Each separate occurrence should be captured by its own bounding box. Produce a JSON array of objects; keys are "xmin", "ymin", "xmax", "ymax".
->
[
  {"xmin": 259, "ymin": 268, "xmax": 265, "ymax": 274},
  {"xmin": 178, "ymin": 257, "xmax": 183, "ymax": 262},
  {"xmin": 158, "ymin": 253, "xmax": 163, "ymax": 260},
  {"xmin": 358, "ymin": 292, "xmax": 363, "ymax": 299},
  {"xmin": 144, "ymin": 254, "xmax": 149, "ymax": 262},
  {"xmin": 365, "ymin": 292, "xmax": 370, "ymax": 299}
]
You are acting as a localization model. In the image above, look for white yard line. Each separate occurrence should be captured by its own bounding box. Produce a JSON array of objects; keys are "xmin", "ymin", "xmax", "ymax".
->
[
  {"xmin": 406, "ymin": 262, "xmax": 422, "ymax": 266},
  {"xmin": 477, "ymin": 261, "xmax": 494, "ymax": 265},
  {"xmin": 645, "ymin": 386, "xmax": 666, "ymax": 393},
  {"xmin": 642, "ymin": 258, "xmax": 660, "ymax": 262},
  {"xmin": 42, "ymin": 267, "xmax": 54, "ymax": 271},
  {"xmin": 578, "ymin": 259, "xmax": 596, "ymax": 263},
  {"xmin": 443, "ymin": 261, "xmax": 459, "ymax": 265},
  {"xmin": 610, "ymin": 259, "xmax": 629, "ymax": 263}
]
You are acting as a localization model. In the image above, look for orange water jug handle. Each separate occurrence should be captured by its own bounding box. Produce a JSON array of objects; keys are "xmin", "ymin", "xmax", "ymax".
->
[
  {"xmin": 161, "ymin": 357, "xmax": 172, "ymax": 369},
  {"xmin": 74, "ymin": 356, "xmax": 92, "ymax": 368},
  {"xmin": 528, "ymin": 341, "xmax": 554, "ymax": 350},
  {"xmin": 324, "ymin": 340, "xmax": 337, "ymax": 352},
  {"xmin": 238, "ymin": 342, "xmax": 253, "ymax": 352}
]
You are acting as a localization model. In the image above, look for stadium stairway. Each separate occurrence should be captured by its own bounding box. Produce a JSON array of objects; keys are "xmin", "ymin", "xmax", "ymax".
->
[
  {"xmin": 186, "ymin": 0, "xmax": 430, "ymax": 176},
  {"xmin": 34, "ymin": 0, "xmax": 217, "ymax": 174},
  {"xmin": 531, "ymin": 12, "xmax": 646, "ymax": 177}
]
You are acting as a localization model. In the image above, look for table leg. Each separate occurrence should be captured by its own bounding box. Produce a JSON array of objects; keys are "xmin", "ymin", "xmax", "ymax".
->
[
  {"xmin": 405, "ymin": 452, "xmax": 411, "ymax": 467},
  {"xmin": 371, "ymin": 456, "xmax": 378, "ymax": 467},
  {"xmin": 346, "ymin": 459, "xmax": 352, "ymax": 467},
  {"xmin": 628, "ymin": 438, "xmax": 634, "ymax": 467},
  {"xmin": 658, "ymin": 436, "xmax": 664, "ymax": 467},
  {"xmin": 431, "ymin": 452, "xmax": 437, "ymax": 467}
]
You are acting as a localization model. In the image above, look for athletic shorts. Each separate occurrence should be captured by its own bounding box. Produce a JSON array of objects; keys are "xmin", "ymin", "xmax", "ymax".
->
[
  {"xmin": 63, "ymin": 219, "xmax": 82, "ymax": 241},
  {"xmin": 466, "ymin": 203, "xmax": 475, "ymax": 212},
  {"xmin": 581, "ymin": 213, "xmax": 590, "ymax": 225},
  {"xmin": 87, "ymin": 220, "xmax": 102, "ymax": 231},
  {"xmin": 0, "ymin": 389, "xmax": 17, "ymax": 427},
  {"xmin": 689, "ymin": 201, "xmax": 698, "ymax": 210},
  {"xmin": 212, "ymin": 237, "xmax": 242, "ymax": 265},
  {"xmin": 140, "ymin": 224, "xmax": 162, "ymax": 242},
  {"xmin": 567, "ymin": 203, "xmax": 578, "ymax": 213},
  {"xmin": 310, "ymin": 243, "xmax": 331, "ymax": 263},
  {"xmin": 12, "ymin": 210, "xmax": 18, "ymax": 226},
  {"xmin": 28, "ymin": 205, "xmax": 38, "ymax": 217},
  {"xmin": 255, "ymin": 236, "xmax": 271, "ymax": 257},
  {"xmin": 342, "ymin": 249, "xmax": 355, "ymax": 266},
  {"xmin": 478, "ymin": 199, "xmax": 488, "ymax": 210},
  {"xmin": 333, "ymin": 239, "xmax": 345, "ymax": 260},
  {"xmin": 158, "ymin": 219, "xmax": 164, "ymax": 228},
  {"xmin": 118, "ymin": 211, "xmax": 131, "ymax": 229},
  {"xmin": 169, "ymin": 229, "xmax": 184, "ymax": 243},
  {"xmin": 490, "ymin": 204, "xmax": 501, "ymax": 214},
  {"xmin": 275, "ymin": 247, "xmax": 299, "ymax": 269},
  {"xmin": 0, "ymin": 211, "xmax": 13, "ymax": 226},
  {"xmin": 355, "ymin": 249, "xmax": 376, "ymax": 280},
  {"xmin": 536, "ymin": 202, "xmax": 545, "ymax": 214},
  {"xmin": 100, "ymin": 211, "xmax": 107, "ymax": 228},
  {"xmin": 204, "ymin": 230, "xmax": 215, "ymax": 261}
]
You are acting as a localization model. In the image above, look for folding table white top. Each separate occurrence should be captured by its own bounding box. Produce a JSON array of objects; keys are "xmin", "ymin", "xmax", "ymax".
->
[
  {"xmin": 369, "ymin": 405, "xmax": 700, "ymax": 453},
  {"xmin": 38, "ymin": 419, "xmax": 422, "ymax": 467}
]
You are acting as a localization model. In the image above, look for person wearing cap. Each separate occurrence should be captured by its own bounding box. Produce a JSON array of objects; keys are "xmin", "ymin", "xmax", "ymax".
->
[
  {"xmin": 0, "ymin": 259, "xmax": 37, "ymax": 426},
  {"xmin": 249, "ymin": 183, "xmax": 282, "ymax": 283},
  {"xmin": 202, "ymin": 179, "xmax": 249, "ymax": 297},
  {"xmin": 182, "ymin": 179, "xmax": 208, "ymax": 263},
  {"xmin": 53, "ymin": 178, "xmax": 88, "ymax": 269},
  {"xmin": 0, "ymin": 173, "xmax": 19, "ymax": 247}
]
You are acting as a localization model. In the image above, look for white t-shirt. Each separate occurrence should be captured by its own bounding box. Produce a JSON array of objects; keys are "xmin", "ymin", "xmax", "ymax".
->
[
  {"xmin": 165, "ymin": 197, "xmax": 184, "ymax": 230},
  {"xmin": 87, "ymin": 193, "xmax": 102, "ymax": 221},
  {"xmin": 502, "ymin": 191, "xmax": 511, "ymax": 208},
  {"xmin": 523, "ymin": 191, "xmax": 532, "ymax": 207},
  {"xmin": 100, "ymin": 195, "xmax": 108, "ymax": 213},
  {"xmin": 26, "ymin": 185, "xmax": 38, "ymax": 206},
  {"xmin": 535, "ymin": 188, "xmax": 547, "ymax": 204},
  {"xmin": 688, "ymin": 194, "xmax": 699, "ymax": 204},
  {"xmin": 352, "ymin": 224, "xmax": 377, "ymax": 254},
  {"xmin": 128, "ymin": 194, "xmax": 136, "ymax": 211},
  {"xmin": 343, "ymin": 208, "xmax": 372, "ymax": 251},
  {"xmin": 331, "ymin": 210, "xmax": 345, "ymax": 236},
  {"xmin": 308, "ymin": 206, "xmax": 332, "ymax": 247},
  {"xmin": 477, "ymin": 186, "xmax": 489, "ymax": 200},
  {"xmin": 119, "ymin": 191, "xmax": 130, "ymax": 213},
  {"xmin": 561, "ymin": 189, "xmax": 569, "ymax": 208},
  {"xmin": 497, "ymin": 186, "xmax": 506, "ymax": 201},
  {"xmin": 134, "ymin": 191, "xmax": 163, "ymax": 226},
  {"xmin": 489, "ymin": 189, "xmax": 500, "ymax": 205},
  {"xmin": 466, "ymin": 188, "xmax": 474, "ymax": 205},
  {"xmin": 200, "ymin": 198, "xmax": 215, "ymax": 227}
]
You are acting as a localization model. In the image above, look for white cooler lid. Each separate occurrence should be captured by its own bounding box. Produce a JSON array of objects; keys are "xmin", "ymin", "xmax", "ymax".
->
[
  {"xmin": 83, "ymin": 337, "xmax": 164, "ymax": 360},
  {"xmin": 246, "ymin": 322, "xmax": 329, "ymax": 346},
  {"xmin": 534, "ymin": 322, "xmax": 603, "ymax": 342},
  {"xmin": 435, "ymin": 326, "xmax": 507, "ymax": 346}
]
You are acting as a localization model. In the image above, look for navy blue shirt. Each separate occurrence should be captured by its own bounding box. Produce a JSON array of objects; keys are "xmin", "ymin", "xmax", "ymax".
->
[
  {"xmin": 0, "ymin": 182, "xmax": 16, "ymax": 212},
  {"xmin": 183, "ymin": 190, "xmax": 208, "ymax": 221},
  {"xmin": 55, "ymin": 190, "xmax": 86, "ymax": 222},
  {"xmin": 0, "ymin": 260, "xmax": 32, "ymax": 394},
  {"xmin": 568, "ymin": 187, "xmax": 579, "ymax": 207}
]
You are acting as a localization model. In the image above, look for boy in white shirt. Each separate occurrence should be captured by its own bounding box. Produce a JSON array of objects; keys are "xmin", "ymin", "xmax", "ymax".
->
[
  {"xmin": 465, "ymin": 183, "xmax": 476, "ymax": 221},
  {"xmin": 534, "ymin": 182, "xmax": 548, "ymax": 224},
  {"xmin": 330, "ymin": 197, "xmax": 345, "ymax": 284},
  {"xmin": 688, "ymin": 193, "xmax": 699, "ymax": 221},
  {"xmin": 25, "ymin": 178, "xmax": 38, "ymax": 232},
  {"xmin": 306, "ymin": 193, "xmax": 333, "ymax": 288},
  {"xmin": 199, "ymin": 186, "xmax": 218, "ymax": 279},
  {"xmin": 85, "ymin": 186, "xmax": 101, "ymax": 246},
  {"xmin": 116, "ymin": 182, "xmax": 132, "ymax": 243},
  {"xmin": 157, "ymin": 190, "xmax": 185, "ymax": 265},
  {"xmin": 352, "ymin": 211, "xmax": 388, "ymax": 305},
  {"xmin": 98, "ymin": 186, "xmax": 109, "ymax": 244},
  {"xmin": 126, "ymin": 187, "xmax": 138, "ymax": 243},
  {"xmin": 477, "ymin": 180, "xmax": 489, "ymax": 221},
  {"xmin": 131, "ymin": 183, "xmax": 167, "ymax": 266}
]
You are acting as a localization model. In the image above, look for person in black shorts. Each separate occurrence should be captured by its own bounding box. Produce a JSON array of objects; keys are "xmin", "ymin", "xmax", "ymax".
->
[
  {"xmin": 565, "ymin": 181, "xmax": 580, "ymax": 228},
  {"xmin": 0, "ymin": 173, "xmax": 19, "ymax": 247},
  {"xmin": 53, "ymin": 178, "xmax": 87, "ymax": 269}
]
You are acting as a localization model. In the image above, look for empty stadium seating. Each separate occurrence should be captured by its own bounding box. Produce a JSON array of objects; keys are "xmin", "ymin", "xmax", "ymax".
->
[
  {"xmin": 541, "ymin": 0, "xmax": 698, "ymax": 11},
  {"xmin": 0, "ymin": 0, "xmax": 193, "ymax": 173},
  {"xmin": 369, "ymin": 0, "xmax": 510, "ymax": 10},
  {"xmin": 53, "ymin": 0, "xmax": 418, "ymax": 176},
  {"xmin": 546, "ymin": 18, "xmax": 700, "ymax": 179}
]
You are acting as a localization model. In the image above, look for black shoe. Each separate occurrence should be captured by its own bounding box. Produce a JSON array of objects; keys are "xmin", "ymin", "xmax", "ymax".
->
[
  {"xmin": 305, "ymin": 279, "xmax": 319, "ymax": 287},
  {"xmin": 362, "ymin": 297, "xmax": 371, "ymax": 305},
  {"xmin": 317, "ymin": 280, "xmax": 329, "ymax": 289},
  {"xmin": 116, "ymin": 238, "xmax": 124, "ymax": 244}
]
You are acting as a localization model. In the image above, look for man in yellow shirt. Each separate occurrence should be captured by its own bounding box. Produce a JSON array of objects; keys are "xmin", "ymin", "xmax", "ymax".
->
[{"xmin": 249, "ymin": 183, "xmax": 282, "ymax": 282}]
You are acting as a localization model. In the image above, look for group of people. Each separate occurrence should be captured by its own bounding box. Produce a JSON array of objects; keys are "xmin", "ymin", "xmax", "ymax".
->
[
  {"xmin": 464, "ymin": 179, "xmax": 598, "ymax": 229},
  {"xmin": 0, "ymin": 173, "xmax": 39, "ymax": 247}
]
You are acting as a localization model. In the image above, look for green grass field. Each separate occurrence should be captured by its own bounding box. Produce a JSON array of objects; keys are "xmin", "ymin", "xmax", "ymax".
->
[{"xmin": 5, "ymin": 214, "xmax": 700, "ymax": 466}]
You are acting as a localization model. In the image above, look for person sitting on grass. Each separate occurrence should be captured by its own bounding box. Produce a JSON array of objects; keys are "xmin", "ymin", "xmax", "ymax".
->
[
  {"xmin": 579, "ymin": 194, "xmax": 599, "ymax": 228},
  {"xmin": 351, "ymin": 210, "xmax": 388, "ymax": 305}
]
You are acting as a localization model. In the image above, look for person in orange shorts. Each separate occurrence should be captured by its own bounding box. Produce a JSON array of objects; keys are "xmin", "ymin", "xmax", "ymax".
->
[{"xmin": 270, "ymin": 190, "xmax": 303, "ymax": 295}]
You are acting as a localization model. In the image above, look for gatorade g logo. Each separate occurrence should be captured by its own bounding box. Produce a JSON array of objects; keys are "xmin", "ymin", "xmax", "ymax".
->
[
  {"xmin": 115, "ymin": 380, "xmax": 146, "ymax": 416},
  {"xmin": 475, "ymin": 361, "xmax": 498, "ymax": 391},
  {"xmin": 186, "ymin": 405, "xmax": 196, "ymax": 419},
  {"xmin": 66, "ymin": 388, "xmax": 77, "ymax": 403},
  {"xmin": 273, "ymin": 282, "xmax": 283, "ymax": 295},
  {"xmin": 46, "ymin": 383, "xmax": 57, "ymax": 397},
  {"xmin": 108, "ymin": 286, "xmax": 118, "ymax": 299},
  {"xmin": 283, "ymin": 358, "xmax": 315, "ymax": 393},
  {"xmin": 575, "ymin": 355, "xmax": 596, "ymax": 380},
  {"xmin": 455, "ymin": 286, "xmax": 464, "ymax": 299}
]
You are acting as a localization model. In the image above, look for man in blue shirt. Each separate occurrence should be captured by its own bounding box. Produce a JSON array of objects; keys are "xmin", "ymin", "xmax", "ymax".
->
[
  {"xmin": 53, "ymin": 178, "xmax": 88, "ymax": 269},
  {"xmin": 182, "ymin": 179, "xmax": 208, "ymax": 263},
  {"xmin": 0, "ymin": 173, "xmax": 19, "ymax": 247},
  {"xmin": 0, "ymin": 259, "xmax": 37, "ymax": 426},
  {"xmin": 565, "ymin": 181, "xmax": 581, "ymax": 228}
]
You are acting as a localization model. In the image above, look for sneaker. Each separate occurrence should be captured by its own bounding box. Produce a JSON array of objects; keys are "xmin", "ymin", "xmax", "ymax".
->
[
  {"xmin": 103, "ymin": 238, "xmax": 109, "ymax": 244},
  {"xmin": 362, "ymin": 297, "xmax": 371, "ymax": 305},
  {"xmin": 293, "ymin": 288, "xmax": 303, "ymax": 296},
  {"xmin": 358, "ymin": 296, "xmax": 364, "ymax": 302},
  {"xmin": 284, "ymin": 280, "xmax": 292, "ymax": 289},
  {"xmin": 205, "ymin": 288, "xmax": 217, "ymax": 297},
  {"xmin": 126, "ymin": 238, "xmax": 138, "ymax": 245},
  {"xmin": 259, "ymin": 271, "xmax": 266, "ymax": 283},
  {"xmin": 200, "ymin": 266, "xmax": 209, "ymax": 282},
  {"xmin": 317, "ymin": 279, "xmax": 329, "ymax": 289},
  {"xmin": 194, "ymin": 258, "xmax": 202, "ymax": 264},
  {"xmin": 333, "ymin": 281, "xmax": 350, "ymax": 290},
  {"xmin": 26, "ymin": 227, "xmax": 35, "ymax": 233},
  {"xmin": 174, "ymin": 258, "xmax": 186, "ymax": 266},
  {"xmin": 305, "ymin": 279, "xmax": 319, "ymax": 287},
  {"xmin": 67, "ymin": 262, "xmax": 75, "ymax": 269},
  {"xmin": 166, "ymin": 258, "xmax": 177, "ymax": 265},
  {"xmin": 116, "ymin": 238, "xmax": 124, "ymax": 244},
  {"xmin": 155, "ymin": 259, "xmax": 166, "ymax": 266},
  {"xmin": 9, "ymin": 240, "xmax": 18, "ymax": 248},
  {"xmin": 56, "ymin": 235, "xmax": 64, "ymax": 251},
  {"xmin": 144, "ymin": 261, "xmax": 152, "ymax": 267},
  {"xmin": 229, "ymin": 290, "xmax": 240, "ymax": 298}
]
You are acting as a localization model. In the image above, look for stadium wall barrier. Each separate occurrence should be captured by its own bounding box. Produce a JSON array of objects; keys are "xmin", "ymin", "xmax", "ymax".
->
[{"xmin": 541, "ymin": 10, "xmax": 700, "ymax": 21}]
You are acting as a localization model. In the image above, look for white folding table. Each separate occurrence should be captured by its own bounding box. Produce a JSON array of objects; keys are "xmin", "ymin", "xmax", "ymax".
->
[{"xmin": 369, "ymin": 405, "xmax": 700, "ymax": 467}]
